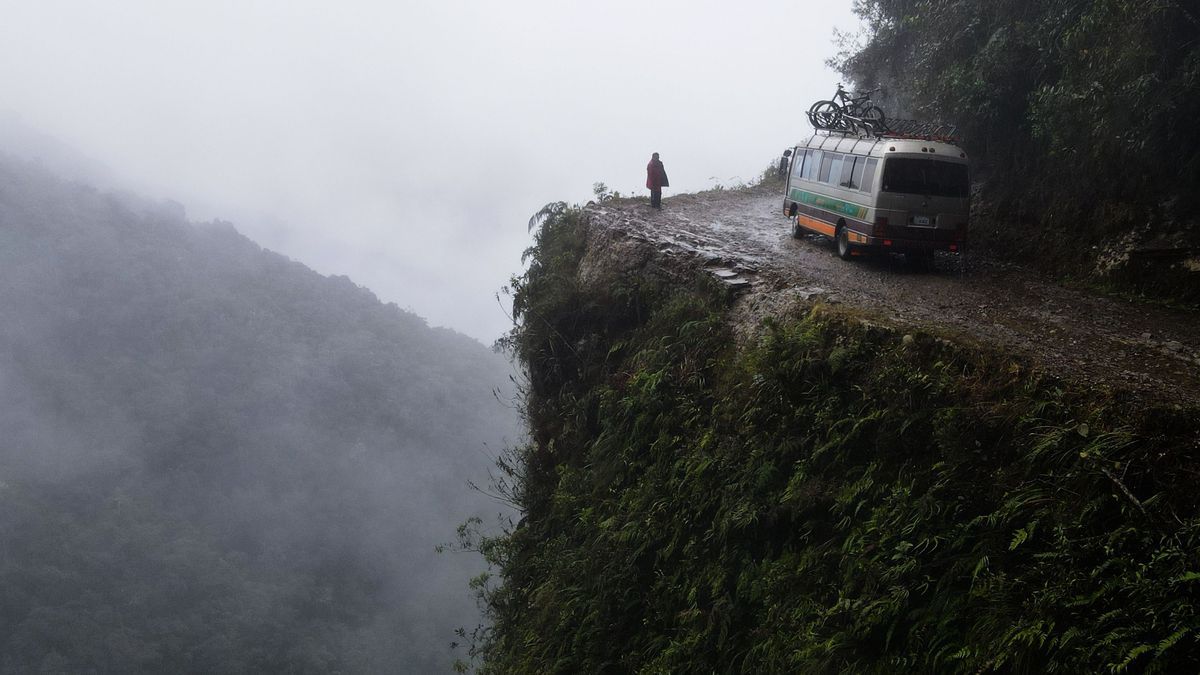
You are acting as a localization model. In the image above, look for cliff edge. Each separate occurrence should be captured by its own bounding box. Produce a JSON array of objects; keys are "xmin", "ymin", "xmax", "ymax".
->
[{"xmin": 466, "ymin": 189, "xmax": 1200, "ymax": 673}]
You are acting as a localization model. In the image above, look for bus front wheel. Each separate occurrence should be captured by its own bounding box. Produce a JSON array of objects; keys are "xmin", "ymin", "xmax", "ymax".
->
[{"xmin": 836, "ymin": 225, "xmax": 853, "ymax": 260}]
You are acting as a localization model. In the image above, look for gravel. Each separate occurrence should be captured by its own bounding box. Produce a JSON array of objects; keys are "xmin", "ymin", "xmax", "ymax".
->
[{"xmin": 584, "ymin": 188, "xmax": 1200, "ymax": 406}]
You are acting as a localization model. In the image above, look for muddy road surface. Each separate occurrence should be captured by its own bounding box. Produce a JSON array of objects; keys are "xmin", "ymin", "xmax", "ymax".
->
[{"xmin": 584, "ymin": 187, "xmax": 1200, "ymax": 406}]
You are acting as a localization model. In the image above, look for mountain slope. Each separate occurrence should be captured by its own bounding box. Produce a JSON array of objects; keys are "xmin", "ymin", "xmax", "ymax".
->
[{"xmin": 0, "ymin": 154, "xmax": 518, "ymax": 673}]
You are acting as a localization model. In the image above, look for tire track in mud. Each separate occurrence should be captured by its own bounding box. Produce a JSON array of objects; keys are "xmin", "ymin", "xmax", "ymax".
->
[{"xmin": 585, "ymin": 187, "xmax": 1200, "ymax": 406}]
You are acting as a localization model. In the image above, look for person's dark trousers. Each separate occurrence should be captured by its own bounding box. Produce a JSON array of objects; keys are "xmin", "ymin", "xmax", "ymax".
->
[{"xmin": 650, "ymin": 188, "xmax": 662, "ymax": 208}]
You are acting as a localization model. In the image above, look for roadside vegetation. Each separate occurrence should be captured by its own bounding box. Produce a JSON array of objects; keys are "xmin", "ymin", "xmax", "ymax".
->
[
  {"xmin": 462, "ymin": 206, "xmax": 1200, "ymax": 673},
  {"xmin": 831, "ymin": 0, "xmax": 1200, "ymax": 303}
]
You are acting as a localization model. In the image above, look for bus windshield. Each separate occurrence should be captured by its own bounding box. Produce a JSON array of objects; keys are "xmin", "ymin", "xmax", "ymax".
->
[{"xmin": 881, "ymin": 158, "xmax": 968, "ymax": 198}]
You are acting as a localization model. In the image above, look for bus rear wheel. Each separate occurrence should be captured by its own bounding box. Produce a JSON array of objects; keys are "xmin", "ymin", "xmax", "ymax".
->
[{"xmin": 836, "ymin": 225, "xmax": 853, "ymax": 260}]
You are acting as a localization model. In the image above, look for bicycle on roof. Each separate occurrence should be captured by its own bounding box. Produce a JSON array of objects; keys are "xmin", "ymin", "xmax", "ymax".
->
[{"xmin": 808, "ymin": 83, "xmax": 888, "ymax": 136}]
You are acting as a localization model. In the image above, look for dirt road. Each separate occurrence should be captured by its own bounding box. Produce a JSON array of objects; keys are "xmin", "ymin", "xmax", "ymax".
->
[{"xmin": 584, "ymin": 187, "xmax": 1200, "ymax": 405}]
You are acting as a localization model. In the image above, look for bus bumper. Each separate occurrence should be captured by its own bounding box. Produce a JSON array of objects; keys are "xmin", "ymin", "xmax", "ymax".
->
[{"xmin": 861, "ymin": 233, "xmax": 965, "ymax": 254}]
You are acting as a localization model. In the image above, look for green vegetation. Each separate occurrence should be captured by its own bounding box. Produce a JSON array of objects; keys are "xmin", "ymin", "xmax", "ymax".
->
[
  {"xmin": 467, "ymin": 207, "xmax": 1200, "ymax": 672},
  {"xmin": 833, "ymin": 0, "xmax": 1200, "ymax": 302}
]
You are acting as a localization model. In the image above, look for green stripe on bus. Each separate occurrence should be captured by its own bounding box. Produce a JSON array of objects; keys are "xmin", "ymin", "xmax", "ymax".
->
[{"xmin": 789, "ymin": 188, "xmax": 868, "ymax": 220}]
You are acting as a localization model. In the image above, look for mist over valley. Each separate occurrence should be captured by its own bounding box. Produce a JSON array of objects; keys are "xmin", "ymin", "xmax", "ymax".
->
[{"xmin": 0, "ymin": 152, "xmax": 520, "ymax": 671}]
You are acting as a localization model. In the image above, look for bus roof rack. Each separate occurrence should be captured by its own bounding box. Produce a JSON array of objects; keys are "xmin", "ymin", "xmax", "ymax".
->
[
  {"xmin": 880, "ymin": 118, "xmax": 961, "ymax": 143},
  {"xmin": 807, "ymin": 111, "xmax": 962, "ymax": 143}
]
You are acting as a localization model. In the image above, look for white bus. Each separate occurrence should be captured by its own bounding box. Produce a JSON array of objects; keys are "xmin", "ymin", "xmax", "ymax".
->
[{"xmin": 782, "ymin": 133, "xmax": 970, "ymax": 263}]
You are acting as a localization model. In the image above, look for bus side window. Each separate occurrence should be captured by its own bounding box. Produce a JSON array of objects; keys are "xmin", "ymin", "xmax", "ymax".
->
[
  {"xmin": 840, "ymin": 156, "xmax": 857, "ymax": 188},
  {"xmin": 850, "ymin": 156, "xmax": 866, "ymax": 190},
  {"xmin": 795, "ymin": 150, "xmax": 808, "ymax": 179},
  {"xmin": 820, "ymin": 153, "xmax": 840, "ymax": 184},
  {"xmin": 805, "ymin": 150, "xmax": 822, "ymax": 181},
  {"xmin": 860, "ymin": 158, "xmax": 879, "ymax": 193}
]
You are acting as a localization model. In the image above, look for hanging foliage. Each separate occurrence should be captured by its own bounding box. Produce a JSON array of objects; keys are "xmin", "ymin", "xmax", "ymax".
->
[{"xmin": 833, "ymin": 0, "xmax": 1200, "ymax": 283}]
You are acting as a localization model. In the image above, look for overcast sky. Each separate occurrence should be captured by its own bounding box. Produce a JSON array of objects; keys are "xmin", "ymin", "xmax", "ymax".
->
[{"xmin": 0, "ymin": 0, "xmax": 859, "ymax": 343}]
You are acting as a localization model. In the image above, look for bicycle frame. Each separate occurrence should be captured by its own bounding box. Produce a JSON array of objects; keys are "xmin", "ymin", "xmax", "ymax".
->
[{"xmin": 832, "ymin": 84, "xmax": 877, "ymax": 117}]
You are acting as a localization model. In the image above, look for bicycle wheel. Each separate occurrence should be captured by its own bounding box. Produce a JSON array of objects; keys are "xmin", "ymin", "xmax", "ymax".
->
[
  {"xmin": 808, "ymin": 100, "xmax": 841, "ymax": 130},
  {"xmin": 861, "ymin": 106, "xmax": 888, "ymax": 135},
  {"xmin": 841, "ymin": 115, "xmax": 864, "ymax": 134}
]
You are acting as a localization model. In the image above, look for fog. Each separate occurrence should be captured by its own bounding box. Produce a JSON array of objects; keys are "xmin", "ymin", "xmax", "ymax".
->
[
  {"xmin": 0, "ymin": 0, "xmax": 856, "ymax": 343},
  {"xmin": 0, "ymin": 3, "xmax": 863, "ymax": 671},
  {"xmin": 0, "ymin": 154, "xmax": 524, "ymax": 670}
]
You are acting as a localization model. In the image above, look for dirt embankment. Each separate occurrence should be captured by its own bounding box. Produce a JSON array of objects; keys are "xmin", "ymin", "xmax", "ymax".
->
[{"xmin": 582, "ymin": 187, "xmax": 1200, "ymax": 406}]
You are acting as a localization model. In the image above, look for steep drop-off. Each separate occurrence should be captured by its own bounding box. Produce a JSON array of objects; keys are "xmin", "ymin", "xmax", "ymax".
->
[{"xmin": 470, "ymin": 200, "xmax": 1200, "ymax": 673}]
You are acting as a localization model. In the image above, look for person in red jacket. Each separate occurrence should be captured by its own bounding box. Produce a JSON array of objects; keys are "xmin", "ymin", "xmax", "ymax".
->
[{"xmin": 646, "ymin": 152, "xmax": 669, "ymax": 209}]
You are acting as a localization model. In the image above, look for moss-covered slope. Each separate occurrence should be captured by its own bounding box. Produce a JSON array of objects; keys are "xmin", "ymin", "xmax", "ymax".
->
[{"xmin": 470, "ymin": 207, "xmax": 1200, "ymax": 673}]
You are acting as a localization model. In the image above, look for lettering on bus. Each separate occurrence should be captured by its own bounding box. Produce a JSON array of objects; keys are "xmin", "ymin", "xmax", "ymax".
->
[{"xmin": 789, "ymin": 189, "xmax": 868, "ymax": 220}]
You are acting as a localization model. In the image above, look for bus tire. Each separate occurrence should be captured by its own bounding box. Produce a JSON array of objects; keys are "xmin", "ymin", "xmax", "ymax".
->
[
  {"xmin": 836, "ymin": 225, "xmax": 853, "ymax": 260},
  {"xmin": 792, "ymin": 217, "xmax": 803, "ymax": 239}
]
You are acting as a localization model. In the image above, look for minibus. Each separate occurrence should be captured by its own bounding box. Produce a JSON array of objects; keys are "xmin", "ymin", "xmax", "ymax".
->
[{"xmin": 782, "ymin": 133, "xmax": 970, "ymax": 262}]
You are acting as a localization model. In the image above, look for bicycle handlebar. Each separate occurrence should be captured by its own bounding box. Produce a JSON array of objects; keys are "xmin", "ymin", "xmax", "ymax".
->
[{"xmin": 833, "ymin": 83, "xmax": 881, "ymax": 99}]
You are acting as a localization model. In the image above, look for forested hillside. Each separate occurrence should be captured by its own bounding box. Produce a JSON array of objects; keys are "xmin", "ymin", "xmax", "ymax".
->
[
  {"xmin": 0, "ymin": 154, "xmax": 518, "ymax": 672},
  {"xmin": 833, "ymin": 0, "xmax": 1200, "ymax": 300},
  {"xmin": 463, "ymin": 205, "xmax": 1200, "ymax": 673}
]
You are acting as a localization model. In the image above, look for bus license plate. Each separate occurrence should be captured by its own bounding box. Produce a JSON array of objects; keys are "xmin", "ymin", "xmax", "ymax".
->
[{"xmin": 913, "ymin": 215, "xmax": 931, "ymax": 226}]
